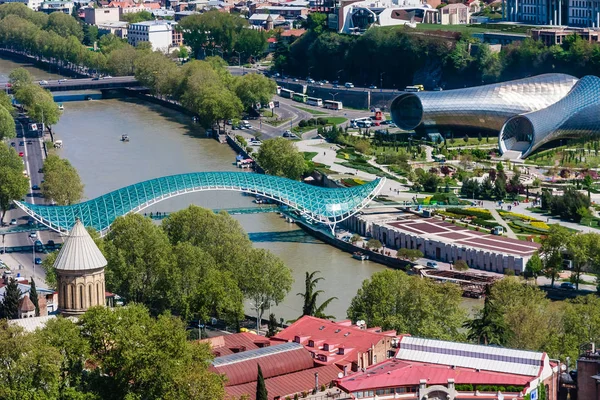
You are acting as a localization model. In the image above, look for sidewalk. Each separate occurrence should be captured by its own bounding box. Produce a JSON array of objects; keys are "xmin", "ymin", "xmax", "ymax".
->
[{"xmin": 489, "ymin": 208, "xmax": 517, "ymax": 239}]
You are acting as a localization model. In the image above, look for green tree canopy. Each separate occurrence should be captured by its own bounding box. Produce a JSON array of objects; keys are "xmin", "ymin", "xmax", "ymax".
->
[
  {"xmin": 347, "ymin": 269, "xmax": 466, "ymax": 340},
  {"xmin": 297, "ymin": 271, "xmax": 337, "ymax": 320},
  {"xmin": 0, "ymin": 142, "xmax": 29, "ymax": 224},
  {"xmin": 0, "ymin": 105, "xmax": 16, "ymax": 140},
  {"xmin": 256, "ymin": 137, "xmax": 306, "ymax": 180},
  {"xmin": 234, "ymin": 73, "xmax": 276, "ymax": 109},
  {"xmin": 120, "ymin": 10, "xmax": 154, "ymax": 23},
  {"xmin": 45, "ymin": 12, "xmax": 83, "ymax": 41},
  {"xmin": 41, "ymin": 154, "xmax": 84, "ymax": 205},
  {"xmin": 8, "ymin": 67, "xmax": 32, "ymax": 90}
]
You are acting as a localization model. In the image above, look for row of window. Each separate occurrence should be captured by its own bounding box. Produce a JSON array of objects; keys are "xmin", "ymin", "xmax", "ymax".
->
[{"xmin": 353, "ymin": 387, "xmax": 418, "ymax": 398}]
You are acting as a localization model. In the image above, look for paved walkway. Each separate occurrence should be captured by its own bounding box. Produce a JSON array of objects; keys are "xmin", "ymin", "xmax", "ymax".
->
[{"xmin": 489, "ymin": 208, "xmax": 517, "ymax": 239}]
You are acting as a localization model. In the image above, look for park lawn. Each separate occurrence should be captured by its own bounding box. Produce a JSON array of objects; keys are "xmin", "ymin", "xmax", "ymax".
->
[
  {"xmin": 292, "ymin": 117, "xmax": 348, "ymax": 134},
  {"xmin": 303, "ymin": 151, "xmax": 318, "ymax": 161},
  {"xmin": 294, "ymin": 106, "xmax": 328, "ymax": 115}
]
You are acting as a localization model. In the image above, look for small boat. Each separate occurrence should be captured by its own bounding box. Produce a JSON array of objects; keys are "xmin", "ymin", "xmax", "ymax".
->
[
  {"xmin": 121, "ymin": 134, "xmax": 129, "ymax": 142},
  {"xmin": 352, "ymin": 252, "xmax": 369, "ymax": 261}
]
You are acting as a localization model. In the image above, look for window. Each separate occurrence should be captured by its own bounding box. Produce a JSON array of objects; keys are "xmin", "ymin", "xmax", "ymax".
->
[
  {"xmin": 89, "ymin": 285, "xmax": 93, "ymax": 306},
  {"xmin": 308, "ymin": 340, "xmax": 315, "ymax": 347},
  {"xmin": 79, "ymin": 286, "xmax": 84, "ymax": 309}
]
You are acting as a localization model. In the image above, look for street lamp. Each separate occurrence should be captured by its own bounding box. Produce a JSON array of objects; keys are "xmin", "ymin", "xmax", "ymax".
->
[
  {"xmin": 28, "ymin": 236, "xmax": 36, "ymax": 282},
  {"xmin": 337, "ymin": 69, "xmax": 344, "ymax": 82},
  {"xmin": 329, "ymin": 92, "xmax": 339, "ymax": 101},
  {"xmin": 235, "ymin": 51, "xmax": 243, "ymax": 68}
]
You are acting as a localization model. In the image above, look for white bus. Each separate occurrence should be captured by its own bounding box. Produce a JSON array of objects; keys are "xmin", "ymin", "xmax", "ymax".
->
[
  {"xmin": 280, "ymin": 88, "xmax": 294, "ymax": 99},
  {"xmin": 306, "ymin": 97, "xmax": 323, "ymax": 107},
  {"xmin": 323, "ymin": 100, "xmax": 343, "ymax": 110}
]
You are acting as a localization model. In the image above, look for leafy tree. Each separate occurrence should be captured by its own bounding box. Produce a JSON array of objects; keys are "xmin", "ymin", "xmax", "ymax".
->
[
  {"xmin": 266, "ymin": 313, "xmax": 278, "ymax": 337},
  {"xmin": 234, "ymin": 28, "xmax": 267, "ymax": 59},
  {"xmin": 13, "ymin": 84, "xmax": 61, "ymax": 126},
  {"xmin": 463, "ymin": 286, "xmax": 507, "ymax": 346},
  {"xmin": 234, "ymin": 73, "xmax": 276, "ymax": 109},
  {"xmin": 243, "ymin": 248, "xmax": 293, "ymax": 334},
  {"xmin": 561, "ymin": 295, "xmax": 600, "ymax": 360},
  {"xmin": 1, "ymin": 278, "xmax": 21, "ymax": 319},
  {"xmin": 0, "ymin": 105, "xmax": 15, "ymax": 140},
  {"xmin": 120, "ymin": 10, "xmax": 154, "ymax": 23},
  {"xmin": 347, "ymin": 270, "xmax": 465, "ymax": 340},
  {"xmin": 134, "ymin": 50, "xmax": 181, "ymax": 97},
  {"xmin": 350, "ymin": 233, "xmax": 361, "ymax": 244},
  {"xmin": 29, "ymin": 277, "xmax": 39, "ymax": 316},
  {"xmin": 304, "ymin": 12, "xmax": 327, "ymax": 35},
  {"xmin": 0, "ymin": 91, "xmax": 15, "ymax": 116},
  {"xmin": 494, "ymin": 176, "xmax": 507, "ymax": 200},
  {"xmin": 41, "ymin": 154, "xmax": 84, "ymax": 205},
  {"xmin": 540, "ymin": 225, "xmax": 572, "ymax": 287},
  {"xmin": 256, "ymin": 137, "xmax": 306, "ymax": 180},
  {"xmin": 453, "ymin": 259, "xmax": 469, "ymax": 271},
  {"xmin": 8, "ymin": 67, "xmax": 32, "ymax": 90},
  {"xmin": 366, "ymin": 238, "xmax": 382, "ymax": 249},
  {"xmin": 178, "ymin": 10, "xmax": 247, "ymax": 57},
  {"xmin": 461, "ymin": 178, "xmax": 480, "ymax": 199},
  {"xmin": 41, "ymin": 251, "xmax": 58, "ymax": 290},
  {"xmin": 396, "ymin": 248, "xmax": 423, "ymax": 262},
  {"xmin": 256, "ymin": 364, "xmax": 268, "ymax": 400},
  {"xmin": 106, "ymin": 44, "xmax": 139, "ymax": 76},
  {"xmin": 525, "ymin": 252, "xmax": 543, "ymax": 282},
  {"xmin": 83, "ymin": 24, "xmax": 98, "ymax": 46},
  {"xmin": 46, "ymin": 12, "xmax": 83, "ymax": 41},
  {"xmin": 0, "ymin": 143, "xmax": 29, "ymax": 224},
  {"xmin": 104, "ymin": 214, "xmax": 172, "ymax": 313},
  {"xmin": 297, "ymin": 271, "xmax": 337, "ymax": 320},
  {"xmin": 98, "ymin": 33, "xmax": 127, "ymax": 54},
  {"xmin": 420, "ymin": 172, "xmax": 440, "ymax": 193}
]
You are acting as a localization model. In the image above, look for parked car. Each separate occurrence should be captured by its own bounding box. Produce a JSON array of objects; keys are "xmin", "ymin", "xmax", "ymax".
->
[
  {"xmin": 332, "ymin": 84, "xmax": 339, "ymax": 88},
  {"xmin": 293, "ymin": 78, "xmax": 299, "ymax": 82},
  {"xmin": 560, "ymin": 282, "xmax": 576, "ymax": 290},
  {"xmin": 34, "ymin": 257, "xmax": 42, "ymax": 265},
  {"xmin": 29, "ymin": 232, "xmax": 37, "ymax": 239},
  {"xmin": 10, "ymin": 218, "xmax": 17, "ymax": 225},
  {"xmin": 34, "ymin": 240, "xmax": 42, "ymax": 247},
  {"xmin": 32, "ymin": 185, "xmax": 40, "ymax": 190},
  {"xmin": 426, "ymin": 261, "xmax": 438, "ymax": 268}
]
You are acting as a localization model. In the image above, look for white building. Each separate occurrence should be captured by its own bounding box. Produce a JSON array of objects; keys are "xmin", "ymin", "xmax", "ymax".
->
[
  {"xmin": 0, "ymin": 0, "xmax": 43, "ymax": 11},
  {"xmin": 128, "ymin": 20, "xmax": 175, "ymax": 53},
  {"xmin": 40, "ymin": 0, "xmax": 74, "ymax": 14},
  {"xmin": 438, "ymin": 3, "xmax": 470, "ymax": 24},
  {"xmin": 98, "ymin": 21, "xmax": 129, "ymax": 39},
  {"xmin": 84, "ymin": 7, "xmax": 120, "ymax": 25}
]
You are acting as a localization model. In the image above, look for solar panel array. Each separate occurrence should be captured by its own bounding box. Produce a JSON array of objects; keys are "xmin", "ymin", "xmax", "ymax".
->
[
  {"xmin": 212, "ymin": 341, "xmax": 304, "ymax": 367},
  {"xmin": 396, "ymin": 337, "xmax": 544, "ymax": 377}
]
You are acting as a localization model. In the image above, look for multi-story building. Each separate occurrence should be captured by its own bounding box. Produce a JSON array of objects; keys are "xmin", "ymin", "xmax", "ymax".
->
[
  {"xmin": 97, "ymin": 21, "xmax": 129, "ymax": 39},
  {"xmin": 40, "ymin": 0, "xmax": 74, "ymax": 14},
  {"xmin": 438, "ymin": 3, "xmax": 470, "ymax": 24},
  {"xmin": 576, "ymin": 347, "xmax": 600, "ymax": 400},
  {"xmin": 502, "ymin": 0, "xmax": 600, "ymax": 26},
  {"xmin": 128, "ymin": 20, "xmax": 176, "ymax": 53},
  {"xmin": 0, "ymin": 0, "xmax": 43, "ymax": 11},
  {"xmin": 532, "ymin": 27, "xmax": 600, "ymax": 45},
  {"xmin": 84, "ymin": 7, "xmax": 120, "ymax": 25}
]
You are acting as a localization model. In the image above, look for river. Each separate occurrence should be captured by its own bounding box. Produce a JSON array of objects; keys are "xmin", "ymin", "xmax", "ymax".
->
[{"xmin": 0, "ymin": 56, "xmax": 65, "ymax": 82}]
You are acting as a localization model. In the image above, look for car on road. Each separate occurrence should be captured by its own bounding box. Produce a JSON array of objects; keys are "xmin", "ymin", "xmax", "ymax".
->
[
  {"xmin": 18, "ymin": 152, "xmax": 24, "ymax": 157},
  {"xmin": 34, "ymin": 257, "xmax": 42, "ymax": 265},
  {"xmin": 388, "ymin": 123, "xmax": 397, "ymax": 128},
  {"xmin": 38, "ymin": 168, "xmax": 43, "ymax": 173},
  {"xmin": 344, "ymin": 82, "xmax": 355, "ymax": 88},
  {"xmin": 293, "ymin": 78, "xmax": 299, "ymax": 82},
  {"xmin": 19, "ymin": 141, "xmax": 24, "ymax": 146},
  {"xmin": 27, "ymin": 140, "xmax": 32, "ymax": 145},
  {"xmin": 39, "ymin": 80, "xmax": 48, "ymax": 85},
  {"xmin": 10, "ymin": 219, "xmax": 17, "ymax": 225},
  {"xmin": 317, "ymin": 81, "xmax": 324, "ymax": 86},
  {"xmin": 369, "ymin": 85, "xmax": 377, "ymax": 89},
  {"xmin": 307, "ymin": 78, "xmax": 315, "ymax": 84},
  {"xmin": 58, "ymin": 79, "xmax": 68, "ymax": 83},
  {"xmin": 34, "ymin": 240, "xmax": 42, "ymax": 247},
  {"xmin": 332, "ymin": 84, "xmax": 339, "ymax": 88},
  {"xmin": 32, "ymin": 185, "xmax": 40, "ymax": 190},
  {"xmin": 47, "ymin": 240, "xmax": 55, "ymax": 247},
  {"xmin": 282, "ymin": 130, "xmax": 293, "ymax": 137},
  {"xmin": 560, "ymin": 282, "xmax": 576, "ymax": 290},
  {"xmin": 104, "ymin": 75, "xmax": 113, "ymax": 79},
  {"xmin": 426, "ymin": 261, "xmax": 438, "ymax": 269},
  {"xmin": 29, "ymin": 232, "xmax": 37, "ymax": 239},
  {"xmin": 10, "ymin": 142, "xmax": 15, "ymax": 147}
]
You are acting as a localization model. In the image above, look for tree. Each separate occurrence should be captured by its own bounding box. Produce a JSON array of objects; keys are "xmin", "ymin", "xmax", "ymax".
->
[
  {"xmin": 8, "ymin": 67, "xmax": 32, "ymax": 90},
  {"xmin": 366, "ymin": 238, "xmax": 382, "ymax": 250},
  {"xmin": 304, "ymin": 12, "xmax": 328, "ymax": 34},
  {"xmin": 120, "ymin": 10, "xmax": 154, "ymax": 23},
  {"xmin": 178, "ymin": 10, "xmax": 247, "ymax": 57},
  {"xmin": 453, "ymin": 259, "xmax": 469, "ymax": 271},
  {"xmin": 350, "ymin": 234, "xmax": 361, "ymax": 244},
  {"xmin": 41, "ymin": 154, "xmax": 84, "ymax": 205},
  {"xmin": 463, "ymin": 285, "xmax": 507, "ymax": 346},
  {"xmin": 0, "ymin": 143, "xmax": 29, "ymax": 224},
  {"xmin": 0, "ymin": 278, "xmax": 21, "ymax": 319},
  {"xmin": 46, "ymin": 12, "xmax": 83, "ymax": 41},
  {"xmin": 256, "ymin": 364, "xmax": 268, "ymax": 400},
  {"xmin": 29, "ymin": 277, "xmax": 39, "ymax": 316},
  {"xmin": 540, "ymin": 225, "xmax": 572, "ymax": 287},
  {"xmin": 297, "ymin": 271, "xmax": 337, "ymax": 320},
  {"xmin": 396, "ymin": 248, "xmax": 423, "ymax": 262},
  {"xmin": 243, "ymin": 248, "xmax": 293, "ymax": 334},
  {"xmin": 494, "ymin": 176, "xmax": 507, "ymax": 200},
  {"xmin": 0, "ymin": 106, "xmax": 15, "ymax": 140},
  {"xmin": 234, "ymin": 29, "xmax": 267, "ymax": 59},
  {"xmin": 106, "ymin": 44, "xmax": 139, "ymax": 76},
  {"xmin": 83, "ymin": 24, "xmax": 98, "ymax": 46},
  {"xmin": 256, "ymin": 137, "xmax": 305, "ymax": 180},
  {"xmin": 13, "ymin": 84, "xmax": 61, "ymax": 126},
  {"xmin": 583, "ymin": 174, "xmax": 594, "ymax": 198},
  {"xmin": 525, "ymin": 252, "xmax": 543, "ymax": 282},
  {"xmin": 104, "ymin": 213, "xmax": 173, "ymax": 313},
  {"xmin": 266, "ymin": 313, "xmax": 278, "ymax": 337},
  {"xmin": 41, "ymin": 251, "xmax": 58, "ymax": 290},
  {"xmin": 234, "ymin": 73, "xmax": 276, "ymax": 109},
  {"xmin": 347, "ymin": 270, "xmax": 465, "ymax": 340}
]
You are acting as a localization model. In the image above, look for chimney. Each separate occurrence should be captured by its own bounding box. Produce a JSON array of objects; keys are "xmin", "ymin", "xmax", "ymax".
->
[
  {"xmin": 447, "ymin": 378, "xmax": 455, "ymax": 391},
  {"xmin": 314, "ymin": 372, "xmax": 319, "ymax": 392}
]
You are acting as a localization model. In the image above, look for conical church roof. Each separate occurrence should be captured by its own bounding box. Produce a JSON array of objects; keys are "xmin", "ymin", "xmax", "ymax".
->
[{"xmin": 53, "ymin": 219, "xmax": 107, "ymax": 271}]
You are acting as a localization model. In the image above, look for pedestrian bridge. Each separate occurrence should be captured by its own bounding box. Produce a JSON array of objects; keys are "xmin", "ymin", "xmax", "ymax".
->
[{"xmin": 14, "ymin": 172, "xmax": 385, "ymax": 236}]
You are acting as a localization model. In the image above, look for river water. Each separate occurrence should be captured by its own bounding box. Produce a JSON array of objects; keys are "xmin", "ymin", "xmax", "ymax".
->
[
  {"xmin": 2, "ymin": 57, "xmax": 481, "ymax": 322},
  {"xmin": 0, "ymin": 57, "xmax": 65, "ymax": 82}
]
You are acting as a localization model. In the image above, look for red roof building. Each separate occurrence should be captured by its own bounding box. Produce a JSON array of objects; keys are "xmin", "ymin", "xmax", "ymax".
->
[
  {"xmin": 335, "ymin": 336, "xmax": 560, "ymax": 400},
  {"xmin": 201, "ymin": 332, "xmax": 270, "ymax": 357},
  {"xmin": 271, "ymin": 316, "xmax": 397, "ymax": 372}
]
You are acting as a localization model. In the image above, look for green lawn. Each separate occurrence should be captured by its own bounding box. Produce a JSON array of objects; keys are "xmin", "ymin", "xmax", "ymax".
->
[
  {"xmin": 294, "ymin": 106, "xmax": 328, "ymax": 115},
  {"xmin": 303, "ymin": 151, "xmax": 318, "ymax": 161}
]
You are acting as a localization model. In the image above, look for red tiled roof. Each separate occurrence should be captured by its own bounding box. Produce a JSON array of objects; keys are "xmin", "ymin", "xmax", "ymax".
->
[
  {"xmin": 211, "ymin": 343, "xmax": 315, "ymax": 386},
  {"xmin": 336, "ymin": 358, "xmax": 533, "ymax": 393},
  {"xmin": 280, "ymin": 28, "xmax": 306, "ymax": 37},
  {"xmin": 226, "ymin": 364, "xmax": 342, "ymax": 400},
  {"xmin": 267, "ymin": 37, "xmax": 277, "ymax": 43},
  {"xmin": 200, "ymin": 332, "xmax": 266, "ymax": 357},
  {"xmin": 144, "ymin": 2, "xmax": 161, "ymax": 9},
  {"xmin": 19, "ymin": 295, "xmax": 35, "ymax": 312},
  {"xmin": 272, "ymin": 316, "xmax": 396, "ymax": 366}
]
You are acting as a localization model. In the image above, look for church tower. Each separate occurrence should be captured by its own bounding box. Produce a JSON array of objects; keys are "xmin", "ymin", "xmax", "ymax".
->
[{"xmin": 54, "ymin": 219, "xmax": 107, "ymax": 316}]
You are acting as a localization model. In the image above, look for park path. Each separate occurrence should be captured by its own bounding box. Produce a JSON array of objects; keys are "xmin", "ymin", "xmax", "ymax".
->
[{"xmin": 488, "ymin": 207, "xmax": 517, "ymax": 239}]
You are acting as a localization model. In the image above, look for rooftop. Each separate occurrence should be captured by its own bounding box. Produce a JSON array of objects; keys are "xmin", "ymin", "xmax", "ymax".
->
[
  {"xmin": 53, "ymin": 219, "xmax": 107, "ymax": 272},
  {"xmin": 200, "ymin": 331, "xmax": 269, "ymax": 357},
  {"xmin": 249, "ymin": 13, "xmax": 281, "ymax": 20},
  {"xmin": 272, "ymin": 316, "xmax": 396, "ymax": 366},
  {"xmin": 280, "ymin": 28, "xmax": 306, "ymax": 37},
  {"xmin": 8, "ymin": 315, "xmax": 57, "ymax": 332},
  {"xmin": 387, "ymin": 218, "xmax": 540, "ymax": 257}
]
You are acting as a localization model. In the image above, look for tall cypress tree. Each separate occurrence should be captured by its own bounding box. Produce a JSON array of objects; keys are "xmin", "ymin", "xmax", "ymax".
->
[
  {"xmin": 256, "ymin": 364, "xmax": 268, "ymax": 400},
  {"xmin": 29, "ymin": 278, "xmax": 39, "ymax": 316},
  {"xmin": 2, "ymin": 278, "xmax": 21, "ymax": 319}
]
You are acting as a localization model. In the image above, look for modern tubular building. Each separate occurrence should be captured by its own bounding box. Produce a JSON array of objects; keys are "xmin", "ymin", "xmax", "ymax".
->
[
  {"xmin": 390, "ymin": 74, "xmax": 578, "ymax": 134},
  {"xmin": 500, "ymin": 75, "xmax": 600, "ymax": 158}
]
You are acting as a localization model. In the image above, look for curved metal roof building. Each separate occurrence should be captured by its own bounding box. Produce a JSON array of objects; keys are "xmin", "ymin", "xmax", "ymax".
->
[
  {"xmin": 390, "ymin": 74, "xmax": 578, "ymax": 132},
  {"xmin": 499, "ymin": 75, "xmax": 600, "ymax": 158},
  {"xmin": 15, "ymin": 172, "xmax": 385, "ymax": 235}
]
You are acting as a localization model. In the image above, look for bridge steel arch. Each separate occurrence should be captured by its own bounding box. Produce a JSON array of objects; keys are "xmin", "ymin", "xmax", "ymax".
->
[{"xmin": 15, "ymin": 172, "xmax": 385, "ymax": 236}]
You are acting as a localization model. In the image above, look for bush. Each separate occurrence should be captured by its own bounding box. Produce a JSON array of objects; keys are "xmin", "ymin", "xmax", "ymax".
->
[
  {"xmin": 317, "ymin": 117, "xmax": 327, "ymax": 125},
  {"xmin": 446, "ymin": 208, "xmax": 493, "ymax": 220},
  {"xmin": 235, "ymin": 135, "xmax": 247, "ymax": 147},
  {"xmin": 298, "ymin": 119, "xmax": 307, "ymax": 128},
  {"xmin": 472, "ymin": 218, "xmax": 498, "ymax": 229}
]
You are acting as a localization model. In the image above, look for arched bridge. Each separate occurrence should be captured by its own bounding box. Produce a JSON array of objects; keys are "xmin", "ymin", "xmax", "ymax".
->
[{"xmin": 14, "ymin": 172, "xmax": 385, "ymax": 236}]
